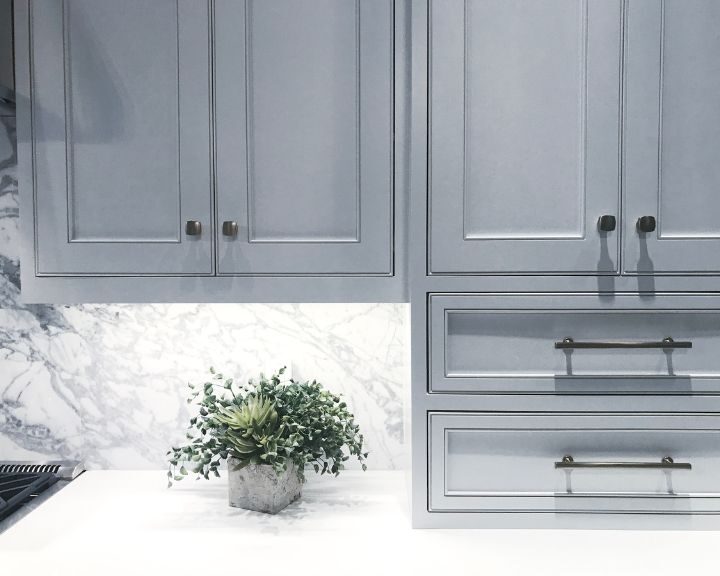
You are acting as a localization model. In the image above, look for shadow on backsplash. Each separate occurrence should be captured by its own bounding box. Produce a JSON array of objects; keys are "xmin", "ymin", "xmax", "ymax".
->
[{"xmin": 0, "ymin": 113, "xmax": 408, "ymax": 470}]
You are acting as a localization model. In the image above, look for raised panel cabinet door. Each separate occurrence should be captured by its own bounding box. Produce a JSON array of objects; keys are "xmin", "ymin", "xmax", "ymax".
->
[
  {"xmin": 429, "ymin": 0, "xmax": 622, "ymax": 274},
  {"xmin": 214, "ymin": 0, "xmax": 393, "ymax": 275},
  {"xmin": 30, "ymin": 0, "xmax": 213, "ymax": 275},
  {"xmin": 624, "ymin": 0, "xmax": 720, "ymax": 274}
]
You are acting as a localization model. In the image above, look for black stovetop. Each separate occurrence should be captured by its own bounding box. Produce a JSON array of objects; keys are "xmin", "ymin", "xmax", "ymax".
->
[{"xmin": 0, "ymin": 473, "xmax": 58, "ymax": 523}]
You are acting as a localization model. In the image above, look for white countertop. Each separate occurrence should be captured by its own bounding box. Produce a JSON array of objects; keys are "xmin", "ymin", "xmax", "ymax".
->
[{"xmin": 1, "ymin": 471, "xmax": 718, "ymax": 576}]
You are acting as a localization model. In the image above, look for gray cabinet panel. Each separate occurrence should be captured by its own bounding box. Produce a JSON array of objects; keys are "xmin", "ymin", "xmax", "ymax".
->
[
  {"xmin": 429, "ymin": 0, "xmax": 622, "ymax": 274},
  {"xmin": 624, "ymin": 0, "xmax": 720, "ymax": 274},
  {"xmin": 215, "ymin": 0, "xmax": 393, "ymax": 275},
  {"xmin": 31, "ymin": 0, "xmax": 212, "ymax": 275},
  {"xmin": 430, "ymin": 413, "xmax": 720, "ymax": 513},
  {"xmin": 0, "ymin": 0, "xmax": 13, "ymax": 102}
]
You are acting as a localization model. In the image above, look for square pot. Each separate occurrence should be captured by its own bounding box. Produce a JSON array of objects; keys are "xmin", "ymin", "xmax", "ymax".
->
[{"xmin": 227, "ymin": 457, "xmax": 302, "ymax": 514}]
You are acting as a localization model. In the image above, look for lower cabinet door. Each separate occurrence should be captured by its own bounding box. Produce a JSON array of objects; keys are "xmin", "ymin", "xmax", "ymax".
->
[
  {"xmin": 429, "ymin": 0, "xmax": 622, "ymax": 274},
  {"xmin": 429, "ymin": 413, "xmax": 720, "ymax": 514},
  {"xmin": 623, "ymin": 0, "xmax": 720, "ymax": 274}
]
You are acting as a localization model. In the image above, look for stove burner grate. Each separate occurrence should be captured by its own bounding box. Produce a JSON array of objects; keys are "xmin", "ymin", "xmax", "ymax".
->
[{"xmin": 0, "ymin": 473, "xmax": 58, "ymax": 523}]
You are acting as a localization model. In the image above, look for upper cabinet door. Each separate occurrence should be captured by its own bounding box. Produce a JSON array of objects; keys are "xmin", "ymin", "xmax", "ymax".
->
[
  {"xmin": 215, "ymin": 0, "xmax": 394, "ymax": 276},
  {"xmin": 429, "ymin": 0, "xmax": 622, "ymax": 274},
  {"xmin": 624, "ymin": 0, "xmax": 720, "ymax": 274},
  {"xmin": 31, "ymin": 0, "xmax": 212, "ymax": 275}
]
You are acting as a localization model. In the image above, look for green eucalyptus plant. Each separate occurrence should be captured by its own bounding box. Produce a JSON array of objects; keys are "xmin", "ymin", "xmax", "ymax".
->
[{"xmin": 167, "ymin": 367, "xmax": 367, "ymax": 486}]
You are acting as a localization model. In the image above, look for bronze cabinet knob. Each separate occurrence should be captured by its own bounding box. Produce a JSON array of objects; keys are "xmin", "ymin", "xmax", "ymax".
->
[
  {"xmin": 222, "ymin": 221, "xmax": 239, "ymax": 237},
  {"xmin": 598, "ymin": 215, "xmax": 616, "ymax": 232},
  {"xmin": 636, "ymin": 215, "xmax": 656, "ymax": 233},
  {"xmin": 185, "ymin": 220, "xmax": 202, "ymax": 236}
]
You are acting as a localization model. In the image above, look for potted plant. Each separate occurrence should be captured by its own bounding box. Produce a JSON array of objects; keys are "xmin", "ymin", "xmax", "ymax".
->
[{"xmin": 167, "ymin": 367, "xmax": 368, "ymax": 514}]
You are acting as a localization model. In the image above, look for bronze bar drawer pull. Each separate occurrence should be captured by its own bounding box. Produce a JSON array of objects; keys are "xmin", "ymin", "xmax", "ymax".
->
[
  {"xmin": 555, "ymin": 337, "xmax": 692, "ymax": 350},
  {"xmin": 555, "ymin": 455, "xmax": 692, "ymax": 470}
]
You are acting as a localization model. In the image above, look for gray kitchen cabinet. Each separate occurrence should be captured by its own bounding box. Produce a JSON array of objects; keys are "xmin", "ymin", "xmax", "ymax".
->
[
  {"xmin": 623, "ymin": 0, "xmax": 720, "ymax": 274},
  {"xmin": 410, "ymin": 0, "xmax": 720, "ymax": 530},
  {"xmin": 429, "ymin": 0, "xmax": 622, "ymax": 275},
  {"xmin": 214, "ymin": 0, "xmax": 394, "ymax": 276},
  {"xmin": 28, "ymin": 0, "xmax": 213, "ymax": 275},
  {"xmin": 16, "ymin": 0, "xmax": 407, "ymax": 301}
]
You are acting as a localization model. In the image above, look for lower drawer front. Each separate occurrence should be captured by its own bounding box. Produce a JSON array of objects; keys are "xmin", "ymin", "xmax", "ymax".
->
[{"xmin": 429, "ymin": 413, "xmax": 720, "ymax": 513}]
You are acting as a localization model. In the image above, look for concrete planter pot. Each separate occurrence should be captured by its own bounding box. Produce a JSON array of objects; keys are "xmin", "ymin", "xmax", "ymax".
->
[{"xmin": 227, "ymin": 457, "xmax": 302, "ymax": 514}]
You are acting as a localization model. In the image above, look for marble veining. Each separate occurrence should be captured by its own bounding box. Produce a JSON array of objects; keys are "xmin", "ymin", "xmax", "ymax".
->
[{"xmin": 0, "ymin": 112, "xmax": 408, "ymax": 470}]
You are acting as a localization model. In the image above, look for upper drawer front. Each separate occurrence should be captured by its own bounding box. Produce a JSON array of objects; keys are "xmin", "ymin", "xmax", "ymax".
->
[
  {"xmin": 429, "ymin": 413, "xmax": 720, "ymax": 513},
  {"xmin": 430, "ymin": 295, "xmax": 720, "ymax": 394}
]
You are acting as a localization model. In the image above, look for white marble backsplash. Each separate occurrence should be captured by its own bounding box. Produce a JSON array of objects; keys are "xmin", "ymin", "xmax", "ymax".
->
[{"xmin": 0, "ymin": 112, "xmax": 408, "ymax": 470}]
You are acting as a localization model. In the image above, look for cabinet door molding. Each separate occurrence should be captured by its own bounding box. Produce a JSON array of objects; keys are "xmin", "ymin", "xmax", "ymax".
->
[
  {"xmin": 30, "ymin": 0, "xmax": 213, "ymax": 275},
  {"xmin": 429, "ymin": 0, "xmax": 622, "ymax": 274},
  {"xmin": 214, "ymin": 0, "xmax": 394, "ymax": 276}
]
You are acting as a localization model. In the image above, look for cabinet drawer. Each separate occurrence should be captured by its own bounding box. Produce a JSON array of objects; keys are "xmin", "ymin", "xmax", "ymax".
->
[
  {"xmin": 429, "ymin": 295, "xmax": 720, "ymax": 394},
  {"xmin": 429, "ymin": 413, "xmax": 720, "ymax": 514}
]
